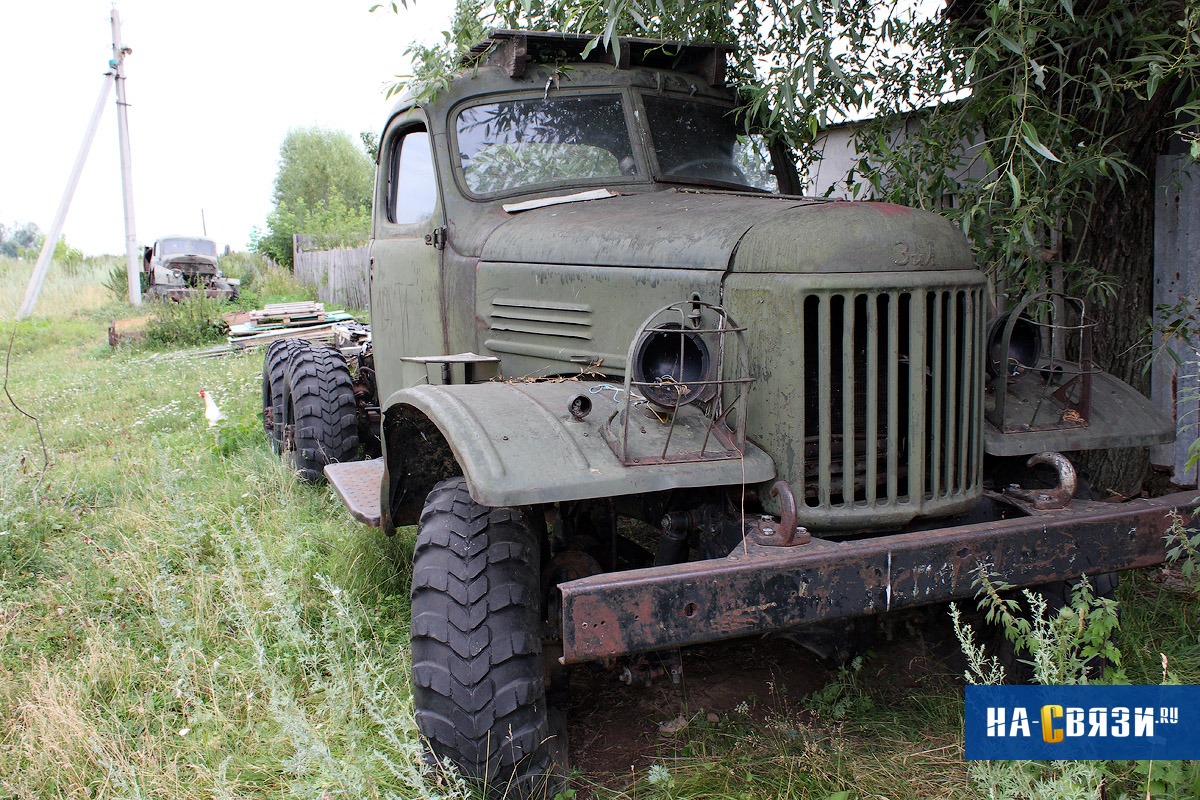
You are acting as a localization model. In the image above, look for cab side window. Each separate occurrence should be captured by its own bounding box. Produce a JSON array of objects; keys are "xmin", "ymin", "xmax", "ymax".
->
[{"xmin": 388, "ymin": 128, "xmax": 438, "ymax": 225}]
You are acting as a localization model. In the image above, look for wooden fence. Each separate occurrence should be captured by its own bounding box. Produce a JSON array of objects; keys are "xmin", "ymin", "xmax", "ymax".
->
[{"xmin": 292, "ymin": 234, "xmax": 369, "ymax": 310}]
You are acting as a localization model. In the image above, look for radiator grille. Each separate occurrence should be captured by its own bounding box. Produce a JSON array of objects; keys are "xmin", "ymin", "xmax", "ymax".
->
[{"xmin": 799, "ymin": 287, "xmax": 984, "ymax": 514}]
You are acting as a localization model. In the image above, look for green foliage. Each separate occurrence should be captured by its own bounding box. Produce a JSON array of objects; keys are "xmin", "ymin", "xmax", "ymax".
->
[
  {"xmin": 250, "ymin": 260, "xmax": 319, "ymax": 305},
  {"xmin": 49, "ymin": 237, "xmax": 84, "ymax": 272},
  {"xmin": 360, "ymin": 129, "xmax": 380, "ymax": 162},
  {"xmin": 375, "ymin": 0, "xmax": 487, "ymax": 101},
  {"xmin": 145, "ymin": 296, "xmax": 228, "ymax": 348},
  {"xmin": 804, "ymin": 655, "xmax": 874, "ymax": 721},
  {"xmin": 0, "ymin": 220, "xmax": 41, "ymax": 258},
  {"xmin": 968, "ymin": 569, "xmax": 1123, "ymax": 685},
  {"xmin": 104, "ymin": 260, "xmax": 147, "ymax": 301},
  {"xmin": 409, "ymin": 0, "xmax": 1200, "ymax": 299},
  {"xmin": 252, "ymin": 195, "xmax": 370, "ymax": 268},
  {"xmin": 1165, "ymin": 508, "xmax": 1200, "ymax": 595},
  {"xmin": 252, "ymin": 127, "xmax": 373, "ymax": 267},
  {"xmin": 273, "ymin": 127, "xmax": 372, "ymax": 212},
  {"xmin": 0, "ymin": 221, "xmax": 83, "ymax": 268},
  {"xmin": 214, "ymin": 250, "xmax": 269, "ymax": 293}
]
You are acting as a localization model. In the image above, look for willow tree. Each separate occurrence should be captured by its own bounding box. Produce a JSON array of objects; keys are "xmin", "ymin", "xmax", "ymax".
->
[
  {"xmin": 253, "ymin": 127, "xmax": 374, "ymax": 267},
  {"xmin": 396, "ymin": 0, "xmax": 1199, "ymax": 491}
]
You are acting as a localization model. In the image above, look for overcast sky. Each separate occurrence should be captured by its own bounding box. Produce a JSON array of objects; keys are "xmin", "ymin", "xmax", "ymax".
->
[{"xmin": 1, "ymin": 0, "xmax": 456, "ymax": 256}]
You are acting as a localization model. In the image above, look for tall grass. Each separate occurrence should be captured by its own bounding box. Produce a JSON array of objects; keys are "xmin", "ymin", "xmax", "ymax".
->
[
  {"xmin": 0, "ymin": 255, "xmax": 118, "ymax": 319},
  {"xmin": 0, "ymin": 265, "xmax": 463, "ymax": 799}
]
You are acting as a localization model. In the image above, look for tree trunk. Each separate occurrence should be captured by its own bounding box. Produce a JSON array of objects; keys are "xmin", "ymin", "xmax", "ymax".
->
[{"xmin": 1073, "ymin": 98, "xmax": 1176, "ymax": 497}]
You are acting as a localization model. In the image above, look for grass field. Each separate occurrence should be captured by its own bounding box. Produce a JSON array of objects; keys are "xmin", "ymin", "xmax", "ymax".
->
[{"xmin": 1, "ymin": 254, "xmax": 1198, "ymax": 799}]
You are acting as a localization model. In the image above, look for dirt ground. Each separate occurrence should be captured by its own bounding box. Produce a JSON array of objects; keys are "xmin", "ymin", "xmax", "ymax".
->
[{"xmin": 564, "ymin": 605, "xmax": 968, "ymax": 788}]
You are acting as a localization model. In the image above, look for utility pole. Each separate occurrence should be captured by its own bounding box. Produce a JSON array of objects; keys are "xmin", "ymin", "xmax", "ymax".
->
[
  {"xmin": 111, "ymin": 8, "xmax": 141, "ymax": 306},
  {"xmin": 16, "ymin": 75, "xmax": 113, "ymax": 320}
]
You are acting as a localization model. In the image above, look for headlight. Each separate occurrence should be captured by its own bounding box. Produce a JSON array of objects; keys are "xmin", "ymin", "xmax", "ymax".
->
[
  {"xmin": 632, "ymin": 322, "xmax": 715, "ymax": 407},
  {"xmin": 986, "ymin": 312, "xmax": 1042, "ymax": 380}
]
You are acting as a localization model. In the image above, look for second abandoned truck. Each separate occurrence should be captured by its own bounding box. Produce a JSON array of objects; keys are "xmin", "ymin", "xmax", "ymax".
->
[{"xmin": 262, "ymin": 30, "xmax": 1192, "ymax": 797}]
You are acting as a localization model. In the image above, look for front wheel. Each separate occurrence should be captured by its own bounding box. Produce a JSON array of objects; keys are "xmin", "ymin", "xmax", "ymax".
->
[{"xmin": 411, "ymin": 478, "xmax": 565, "ymax": 798}]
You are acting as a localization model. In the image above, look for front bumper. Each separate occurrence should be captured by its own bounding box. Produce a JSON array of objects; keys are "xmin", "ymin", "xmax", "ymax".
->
[{"xmin": 557, "ymin": 490, "xmax": 1197, "ymax": 664}]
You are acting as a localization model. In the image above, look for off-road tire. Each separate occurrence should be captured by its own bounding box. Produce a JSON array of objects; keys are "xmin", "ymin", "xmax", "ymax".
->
[
  {"xmin": 282, "ymin": 344, "xmax": 360, "ymax": 482},
  {"xmin": 262, "ymin": 338, "xmax": 309, "ymax": 454},
  {"xmin": 411, "ymin": 478, "xmax": 564, "ymax": 799}
]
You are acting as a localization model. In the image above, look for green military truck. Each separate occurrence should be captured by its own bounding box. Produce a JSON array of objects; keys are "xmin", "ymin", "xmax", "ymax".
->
[{"xmin": 262, "ymin": 30, "xmax": 1194, "ymax": 798}]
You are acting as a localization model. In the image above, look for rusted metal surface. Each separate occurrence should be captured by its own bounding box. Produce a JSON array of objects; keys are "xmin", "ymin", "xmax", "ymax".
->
[
  {"xmin": 557, "ymin": 490, "xmax": 1198, "ymax": 664},
  {"xmin": 464, "ymin": 30, "xmax": 734, "ymax": 86},
  {"xmin": 1004, "ymin": 452, "xmax": 1077, "ymax": 509},
  {"xmin": 750, "ymin": 481, "xmax": 811, "ymax": 547}
]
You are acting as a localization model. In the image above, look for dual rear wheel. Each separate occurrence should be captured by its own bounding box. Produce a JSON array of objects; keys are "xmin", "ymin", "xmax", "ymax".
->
[{"xmin": 260, "ymin": 339, "xmax": 360, "ymax": 481}]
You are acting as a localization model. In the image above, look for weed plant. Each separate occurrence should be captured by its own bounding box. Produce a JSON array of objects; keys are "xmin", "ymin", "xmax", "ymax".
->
[
  {"xmin": 144, "ymin": 295, "xmax": 229, "ymax": 348},
  {"xmin": 254, "ymin": 261, "xmax": 319, "ymax": 305},
  {"xmin": 951, "ymin": 568, "xmax": 1200, "ymax": 799},
  {"xmin": 218, "ymin": 251, "xmax": 267, "ymax": 292}
]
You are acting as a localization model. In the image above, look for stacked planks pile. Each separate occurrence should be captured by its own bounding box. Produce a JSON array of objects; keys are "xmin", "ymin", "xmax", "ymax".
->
[{"xmin": 226, "ymin": 301, "xmax": 356, "ymax": 349}]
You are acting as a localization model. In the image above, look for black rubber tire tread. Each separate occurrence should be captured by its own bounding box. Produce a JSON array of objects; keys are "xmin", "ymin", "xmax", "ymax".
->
[
  {"xmin": 283, "ymin": 344, "xmax": 360, "ymax": 482},
  {"xmin": 262, "ymin": 338, "xmax": 310, "ymax": 454},
  {"xmin": 411, "ymin": 478, "xmax": 559, "ymax": 799}
]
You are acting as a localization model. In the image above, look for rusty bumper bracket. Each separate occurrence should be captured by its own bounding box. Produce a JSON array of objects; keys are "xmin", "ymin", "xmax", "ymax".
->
[{"xmin": 557, "ymin": 490, "xmax": 1198, "ymax": 664}]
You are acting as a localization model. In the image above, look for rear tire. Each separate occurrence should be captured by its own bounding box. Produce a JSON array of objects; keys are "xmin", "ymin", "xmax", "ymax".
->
[
  {"xmin": 262, "ymin": 338, "xmax": 308, "ymax": 454},
  {"xmin": 411, "ymin": 478, "xmax": 565, "ymax": 799},
  {"xmin": 282, "ymin": 344, "xmax": 360, "ymax": 482}
]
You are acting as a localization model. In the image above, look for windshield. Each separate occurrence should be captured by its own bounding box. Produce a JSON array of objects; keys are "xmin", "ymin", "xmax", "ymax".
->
[
  {"xmin": 456, "ymin": 95, "xmax": 638, "ymax": 196},
  {"xmin": 642, "ymin": 95, "xmax": 778, "ymax": 192},
  {"xmin": 160, "ymin": 238, "xmax": 217, "ymax": 257}
]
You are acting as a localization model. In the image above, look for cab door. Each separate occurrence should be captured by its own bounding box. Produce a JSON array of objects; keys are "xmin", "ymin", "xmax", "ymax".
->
[{"xmin": 370, "ymin": 114, "xmax": 446, "ymax": 402}]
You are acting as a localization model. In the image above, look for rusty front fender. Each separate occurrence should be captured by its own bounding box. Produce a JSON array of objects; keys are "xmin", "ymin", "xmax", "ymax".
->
[{"xmin": 557, "ymin": 490, "xmax": 1198, "ymax": 664}]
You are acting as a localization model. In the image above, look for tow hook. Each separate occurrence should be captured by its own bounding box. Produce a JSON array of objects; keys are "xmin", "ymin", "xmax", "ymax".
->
[
  {"xmin": 750, "ymin": 480, "xmax": 811, "ymax": 546},
  {"xmin": 1005, "ymin": 451, "xmax": 1078, "ymax": 509}
]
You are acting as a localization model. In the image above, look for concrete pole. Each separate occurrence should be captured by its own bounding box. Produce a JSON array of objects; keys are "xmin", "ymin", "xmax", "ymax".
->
[
  {"xmin": 16, "ymin": 74, "xmax": 113, "ymax": 320},
  {"xmin": 112, "ymin": 8, "xmax": 141, "ymax": 306}
]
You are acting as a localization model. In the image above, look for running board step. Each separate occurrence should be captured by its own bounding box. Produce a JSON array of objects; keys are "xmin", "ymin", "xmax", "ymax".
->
[{"xmin": 324, "ymin": 458, "xmax": 383, "ymax": 526}]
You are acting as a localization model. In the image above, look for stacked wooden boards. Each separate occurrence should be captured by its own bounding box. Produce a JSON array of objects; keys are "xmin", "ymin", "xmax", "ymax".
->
[{"xmin": 225, "ymin": 302, "xmax": 357, "ymax": 349}]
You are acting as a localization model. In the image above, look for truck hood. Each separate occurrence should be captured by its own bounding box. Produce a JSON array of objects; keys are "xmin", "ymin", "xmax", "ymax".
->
[{"xmin": 478, "ymin": 189, "xmax": 974, "ymax": 273}]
